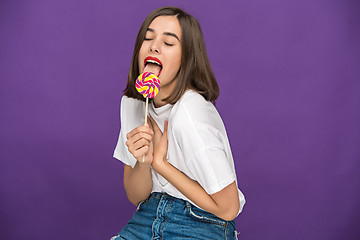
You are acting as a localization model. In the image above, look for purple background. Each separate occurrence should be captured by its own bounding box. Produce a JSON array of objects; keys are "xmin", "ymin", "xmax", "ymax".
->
[{"xmin": 1, "ymin": 0, "xmax": 359, "ymax": 239}]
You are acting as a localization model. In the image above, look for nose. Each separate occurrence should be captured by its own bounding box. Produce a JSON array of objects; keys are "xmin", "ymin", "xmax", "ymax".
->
[{"xmin": 150, "ymin": 40, "xmax": 160, "ymax": 53}]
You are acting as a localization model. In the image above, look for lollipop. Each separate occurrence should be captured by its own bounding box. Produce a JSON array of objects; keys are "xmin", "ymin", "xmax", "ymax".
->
[
  {"xmin": 136, "ymin": 72, "xmax": 160, "ymax": 98},
  {"xmin": 135, "ymin": 71, "xmax": 160, "ymax": 162}
]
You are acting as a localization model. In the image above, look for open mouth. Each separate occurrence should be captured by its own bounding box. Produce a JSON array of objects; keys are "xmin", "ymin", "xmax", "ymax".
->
[{"xmin": 143, "ymin": 56, "xmax": 163, "ymax": 77}]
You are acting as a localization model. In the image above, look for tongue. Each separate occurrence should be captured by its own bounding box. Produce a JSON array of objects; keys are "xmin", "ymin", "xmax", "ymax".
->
[{"xmin": 143, "ymin": 63, "xmax": 161, "ymax": 76}]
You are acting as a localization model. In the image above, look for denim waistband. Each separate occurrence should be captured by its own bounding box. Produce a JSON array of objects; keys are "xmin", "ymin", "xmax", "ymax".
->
[{"xmin": 149, "ymin": 192, "xmax": 189, "ymax": 204}]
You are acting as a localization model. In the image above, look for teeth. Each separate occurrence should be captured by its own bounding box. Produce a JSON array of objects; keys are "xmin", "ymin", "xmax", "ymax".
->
[{"xmin": 146, "ymin": 60, "xmax": 162, "ymax": 66}]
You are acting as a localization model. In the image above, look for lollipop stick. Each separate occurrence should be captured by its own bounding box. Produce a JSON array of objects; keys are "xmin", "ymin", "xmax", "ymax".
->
[
  {"xmin": 142, "ymin": 97, "xmax": 149, "ymax": 162},
  {"xmin": 144, "ymin": 97, "xmax": 149, "ymax": 125}
]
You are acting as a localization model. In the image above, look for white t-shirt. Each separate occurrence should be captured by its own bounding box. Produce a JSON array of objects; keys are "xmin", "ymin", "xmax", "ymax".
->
[{"xmin": 113, "ymin": 90, "xmax": 245, "ymax": 213}]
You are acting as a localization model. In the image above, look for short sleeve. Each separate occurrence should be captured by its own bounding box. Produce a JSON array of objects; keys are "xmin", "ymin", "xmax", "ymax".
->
[
  {"xmin": 113, "ymin": 96, "xmax": 143, "ymax": 168},
  {"xmin": 171, "ymin": 96, "xmax": 237, "ymax": 195},
  {"xmin": 187, "ymin": 147, "xmax": 236, "ymax": 194}
]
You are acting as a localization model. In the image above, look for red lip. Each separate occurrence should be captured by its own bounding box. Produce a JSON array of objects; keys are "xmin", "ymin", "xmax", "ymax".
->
[{"xmin": 144, "ymin": 56, "xmax": 163, "ymax": 76}]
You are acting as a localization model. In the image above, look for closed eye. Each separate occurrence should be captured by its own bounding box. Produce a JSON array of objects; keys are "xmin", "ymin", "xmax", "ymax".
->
[{"xmin": 164, "ymin": 42, "xmax": 174, "ymax": 46}]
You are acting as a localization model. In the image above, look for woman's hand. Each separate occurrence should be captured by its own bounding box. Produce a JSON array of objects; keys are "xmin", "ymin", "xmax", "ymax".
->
[
  {"xmin": 125, "ymin": 124, "xmax": 154, "ymax": 164},
  {"xmin": 148, "ymin": 115, "xmax": 168, "ymax": 173}
]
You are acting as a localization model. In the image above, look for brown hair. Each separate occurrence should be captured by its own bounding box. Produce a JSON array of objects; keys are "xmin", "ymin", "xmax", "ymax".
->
[{"xmin": 123, "ymin": 7, "xmax": 219, "ymax": 104}]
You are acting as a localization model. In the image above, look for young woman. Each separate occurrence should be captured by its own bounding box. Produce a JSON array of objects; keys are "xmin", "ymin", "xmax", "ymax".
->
[{"xmin": 111, "ymin": 7, "xmax": 245, "ymax": 240}]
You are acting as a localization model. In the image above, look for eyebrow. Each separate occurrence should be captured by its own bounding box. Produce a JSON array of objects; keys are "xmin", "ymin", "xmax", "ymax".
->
[{"xmin": 147, "ymin": 28, "xmax": 180, "ymax": 42}]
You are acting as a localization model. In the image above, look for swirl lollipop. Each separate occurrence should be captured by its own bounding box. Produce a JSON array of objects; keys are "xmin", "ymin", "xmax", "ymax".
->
[
  {"xmin": 136, "ymin": 72, "xmax": 160, "ymax": 98},
  {"xmin": 135, "ymin": 71, "xmax": 160, "ymax": 162}
]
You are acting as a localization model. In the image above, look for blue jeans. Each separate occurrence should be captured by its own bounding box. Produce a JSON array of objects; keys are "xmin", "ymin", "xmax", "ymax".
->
[{"xmin": 111, "ymin": 192, "xmax": 238, "ymax": 240}]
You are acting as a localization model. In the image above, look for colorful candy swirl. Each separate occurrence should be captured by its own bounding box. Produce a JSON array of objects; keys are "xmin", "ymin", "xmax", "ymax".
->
[{"xmin": 135, "ymin": 72, "xmax": 160, "ymax": 98}]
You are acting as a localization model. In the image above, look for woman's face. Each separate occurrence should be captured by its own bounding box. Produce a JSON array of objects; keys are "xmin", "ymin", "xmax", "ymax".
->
[{"xmin": 138, "ymin": 16, "xmax": 182, "ymax": 101}]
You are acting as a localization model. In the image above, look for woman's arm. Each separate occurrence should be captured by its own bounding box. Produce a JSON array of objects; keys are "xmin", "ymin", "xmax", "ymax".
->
[
  {"xmin": 123, "ymin": 125, "xmax": 154, "ymax": 206},
  {"xmin": 157, "ymin": 161, "xmax": 239, "ymax": 221},
  {"xmin": 149, "ymin": 117, "xmax": 240, "ymax": 221},
  {"xmin": 123, "ymin": 163, "xmax": 152, "ymax": 206}
]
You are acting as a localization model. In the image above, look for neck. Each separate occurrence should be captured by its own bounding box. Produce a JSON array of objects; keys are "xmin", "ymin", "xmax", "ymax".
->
[
  {"xmin": 153, "ymin": 77, "xmax": 178, "ymax": 107},
  {"xmin": 153, "ymin": 94, "xmax": 167, "ymax": 108}
]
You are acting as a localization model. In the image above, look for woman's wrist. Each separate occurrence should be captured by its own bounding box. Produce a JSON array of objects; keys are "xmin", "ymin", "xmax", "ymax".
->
[
  {"xmin": 152, "ymin": 155, "xmax": 168, "ymax": 174},
  {"xmin": 135, "ymin": 160, "xmax": 152, "ymax": 170}
]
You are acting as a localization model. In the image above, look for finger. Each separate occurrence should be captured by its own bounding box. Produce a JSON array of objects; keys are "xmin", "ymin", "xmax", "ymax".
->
[
  {"xmin": 126, "ymin": 127, "xmax": 140, "ymax": 139},
  {"xmin": 132, "ymin": 131, "xmax": 153, "ymax": 143},
  {"xmin": 133, "ymin": 145, "xmax": 149, "ymax": 159},
  {"xmin": 128, "ymin": 139, "xmax": 150, "ymax": 157},
  {"xmin": 127, "ymin": 133, "xmax": 152, "ymax": 150},
  {"xmin": 132, "ymin": 138, "xmax": 150, "ymax": 151},
  {"xmin": 125, "ymin": 133, "xmax": 152, "ymax": 152},
  {"xmin": 126, "ymin": 132, "xmax": 152, "ymax": 152},
  {"xmin": 126, "ymin": 125, "xmax": 153, "ymax": 139}
]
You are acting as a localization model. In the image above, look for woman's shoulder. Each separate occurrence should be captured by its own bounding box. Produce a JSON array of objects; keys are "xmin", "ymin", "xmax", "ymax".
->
[
  {"xmin": 170, "ymin": 90, "xmax": 223, "ymax": 130},
  {"xmin": 120, "ymin": 95, "xmax": 144, "ymax": 112},
  {"xmin": 170, "ymin": 91, "xmax": 229, "ymax": 152},
  {"xmin": 120, "ymin": 95, "xmax": 144, "ymax": 125},
  {"xmin": 175, "ymin": 90, "xmax": 214, "ymax": 112},
  {"xmin": 121, "ymin": 95, "xmax": 143, "ymax": 106}
]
